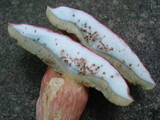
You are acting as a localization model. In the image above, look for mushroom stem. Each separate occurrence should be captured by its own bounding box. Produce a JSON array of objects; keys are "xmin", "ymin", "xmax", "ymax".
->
[{"xmin": 36, "ymin": 67, "xmax": 89, "ymax": 120}]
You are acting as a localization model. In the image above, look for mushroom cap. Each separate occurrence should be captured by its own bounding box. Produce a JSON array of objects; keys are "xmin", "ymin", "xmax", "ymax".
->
[
  {"xmin": 8, "ymin": 23, "xmax": 133, "ymax": 106},
  {"xmin": 46, "ymin": 6, "xmax": 155, "ymax": 90}
]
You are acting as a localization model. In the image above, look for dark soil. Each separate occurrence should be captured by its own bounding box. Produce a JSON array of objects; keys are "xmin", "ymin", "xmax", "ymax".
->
[{"xmin": 0, "ymin": 0, "xmax": 160, "ymax": 120}]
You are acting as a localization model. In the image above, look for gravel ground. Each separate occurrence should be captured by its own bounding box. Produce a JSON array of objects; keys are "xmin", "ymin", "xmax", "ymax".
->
[{"xmin": 0, "ymin": 0, "xmax": 160, "ymax": 120}]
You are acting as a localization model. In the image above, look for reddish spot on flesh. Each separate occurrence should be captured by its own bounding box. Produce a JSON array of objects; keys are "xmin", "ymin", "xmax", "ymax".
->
[
  {"xmin": 36, "ymin": 67, "xmax": 88, "ymax": 120},
  {"xmin": 129, "ymin": 64, "xmax": 132, "ymax": 67}
]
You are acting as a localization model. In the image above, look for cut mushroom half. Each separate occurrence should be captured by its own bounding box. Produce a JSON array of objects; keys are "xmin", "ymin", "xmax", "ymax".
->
[
  {"xmin": 8, "ymin": 23, "xmax": 133, "ymax": 106},
  {"xmin": 36, "ymin": 67, "xmax": 88, "ymax": 120},
  {"xmin": 46, "ymin": 6, "xmax": 155, "ymax": 90}
]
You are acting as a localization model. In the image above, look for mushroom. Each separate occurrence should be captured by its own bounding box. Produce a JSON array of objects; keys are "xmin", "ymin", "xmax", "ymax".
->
[
  {"xmin": 46, "ymin": 6, "xmax": 155, "ymax": 90},
  {"xmin": 8, "ymin": 23, "xmax": 133, "ymax": 106},
  {"xmin": 36, "ymin": 67, "xmax": 88, "ymax": 120}
]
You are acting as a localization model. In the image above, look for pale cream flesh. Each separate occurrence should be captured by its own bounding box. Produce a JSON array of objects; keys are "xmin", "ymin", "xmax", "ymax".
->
[{"xmin": 8, "ymin": 23, "xmax": 133, "ymax": 106}]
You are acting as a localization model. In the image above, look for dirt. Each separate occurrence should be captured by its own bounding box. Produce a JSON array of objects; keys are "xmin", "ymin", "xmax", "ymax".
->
[{"xmin": 0, "ymin": 0, "xmax": 160, "ymax": 120}]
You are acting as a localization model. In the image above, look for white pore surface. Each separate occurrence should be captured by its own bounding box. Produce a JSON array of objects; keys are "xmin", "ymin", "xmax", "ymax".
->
[
  {"xmin": 12, "ymin": 23, "xmax": 132, "ymax": 100},
  {"xmin": 49, "ymin": 6, "xmax": 155, "ymax": 84}
]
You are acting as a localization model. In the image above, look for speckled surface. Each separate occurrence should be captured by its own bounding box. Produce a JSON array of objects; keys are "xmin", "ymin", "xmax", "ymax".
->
[{"xmin": 0, "ymin": 0, "xmax": 160, "ymax": 120}]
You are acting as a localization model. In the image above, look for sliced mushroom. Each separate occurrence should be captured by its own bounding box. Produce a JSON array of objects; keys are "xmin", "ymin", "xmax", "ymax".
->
[
  {"xmin": 46, "ymin": 6, "xmax": 155, "ymax": 90},
  {"xmin": 8, "ymin": 23, "xmax": 133, "ymax": 106}
]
